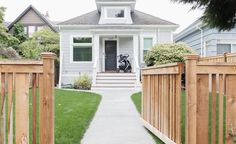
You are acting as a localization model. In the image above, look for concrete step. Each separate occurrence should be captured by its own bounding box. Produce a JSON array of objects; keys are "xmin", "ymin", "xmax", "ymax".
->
[
  {"xmin": 96, "ymin": 80, "xmax": 135, "ymax": 84},
  {"xmin": 96, "ymin": 77, "xmax": 136, "ymax": 80},
  {"xmin": 97, "ymin": 73, "xmax": 136, "ymax": 77}
]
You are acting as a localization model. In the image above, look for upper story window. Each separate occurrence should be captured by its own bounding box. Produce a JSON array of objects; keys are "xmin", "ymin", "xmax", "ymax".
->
[
  {"xmin": 143, "ymin": 37, "xmax": 153, "ymax": 60},
  {"xmin": 106, "ymin": 8, "xmax": 125, "ymax": 18}
]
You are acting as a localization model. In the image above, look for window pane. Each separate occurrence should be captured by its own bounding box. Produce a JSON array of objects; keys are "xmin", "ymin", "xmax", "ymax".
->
[
  {"xmin": 28, "ymin": 26, "xmax": 35, "ymax": 37},
  {"xmin": 37, "ymin": 26, "xmax": 44, "ymax": 31},
  {"xmin": 107, "ymin": 9, "xmax": 125, "ymax": 18},
  {"xmin": 217, "ymin": 44, "xmax": 231, "ymax": 55},
  {"xmin": 24, "ymin": 27, "xmax": 27, "ymax": 34},
  {"xmin": 144, "ymin": 38, "xmax": 153, "ymax": 50},
  {"xmin": 73, "ymin": 37, "xmax": 92, "ymax": 43},
  {"xmin": 73, "ymin": 46, "xmax": 92, "ymax": 61},
  {"xmin": 231, "ymin": 44, "xmax": 236, "ymax": 53}
]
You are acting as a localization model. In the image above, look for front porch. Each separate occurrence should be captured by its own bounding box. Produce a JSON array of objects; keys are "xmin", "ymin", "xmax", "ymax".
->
[{"xmin": 92, "ymin": 34, "xmax": 141, "ymax": 90}]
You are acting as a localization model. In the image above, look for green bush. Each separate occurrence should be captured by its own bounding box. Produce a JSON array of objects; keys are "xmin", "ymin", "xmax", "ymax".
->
[
  {"xmin": 19, "ymin": 40, "xmax": 43, "ymax": 59},
  {"xmin": 144, "ymin": 43, "xmax": 196, "ymax": 66},
  {"xmin": 74, "ymin": 74, "xmax": 92, "ymax": 90}
]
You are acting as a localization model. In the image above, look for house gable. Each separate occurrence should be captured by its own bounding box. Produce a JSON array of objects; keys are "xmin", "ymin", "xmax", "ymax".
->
[{"xmin": 8, "ymin": 5, "xmax": 57, "ymax": 32}]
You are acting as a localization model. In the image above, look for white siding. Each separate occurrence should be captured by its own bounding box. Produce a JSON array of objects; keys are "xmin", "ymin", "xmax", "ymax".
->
[
  {"xmin": 60, "ymin": 30, "xmax": 94, "ymax": 85},
  {"xmin": 159, "ymin": 30, "xmax": 172, "ymax": 43}
]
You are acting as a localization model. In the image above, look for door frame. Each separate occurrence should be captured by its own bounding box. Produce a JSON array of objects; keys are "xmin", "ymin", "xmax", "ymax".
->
[{"xmin": 102, "ymin": 38, "xmax": 119, "ymax": 72}]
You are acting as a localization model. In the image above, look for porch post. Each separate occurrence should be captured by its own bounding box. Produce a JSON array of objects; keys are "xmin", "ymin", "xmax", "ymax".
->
[
  {"xmin": 92, "ymin": 34, "xmax": 100, "ymax": 85},
  {"xmin": 133, "ymin": 34, "xmax": 140, "ymax": 89}
]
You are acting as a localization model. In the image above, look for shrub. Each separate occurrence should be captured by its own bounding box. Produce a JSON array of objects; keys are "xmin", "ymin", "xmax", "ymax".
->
[
  {"xmin": 144, "ymin": 43, "xmax": 196, "ymax": 66},
  {"xmin": 19, "ymin": 40, "xmax": 43, "ymax": 59},
  {"xmin": 74, "ymin": 74, "xmax": 92, "ymax": 90},
  {"xmin": 0, "ymin": 47, "xmax": 21, "ymax": 59}
]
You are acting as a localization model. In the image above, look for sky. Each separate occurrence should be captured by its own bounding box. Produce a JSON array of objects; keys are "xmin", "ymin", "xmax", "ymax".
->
[{"xmin": 1, "ymin": 0, "xmax": 203, "ymax": 33}]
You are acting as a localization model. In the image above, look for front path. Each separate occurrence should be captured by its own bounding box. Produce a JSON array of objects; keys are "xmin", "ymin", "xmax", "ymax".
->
[{"xmin": 81, "ymin": 90, "xmax": 155, "ymax": 144}]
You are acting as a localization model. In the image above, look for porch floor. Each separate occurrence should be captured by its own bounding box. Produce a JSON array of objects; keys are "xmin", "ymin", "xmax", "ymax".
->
[{"xmin": 81, "ymin": 89, "xmax": 155, "ymax": 144}]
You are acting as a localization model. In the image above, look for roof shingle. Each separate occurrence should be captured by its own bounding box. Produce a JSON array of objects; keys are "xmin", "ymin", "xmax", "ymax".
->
[{"xmin": 59, "ymin": 10, "xmax": 177, "ymax": 26}]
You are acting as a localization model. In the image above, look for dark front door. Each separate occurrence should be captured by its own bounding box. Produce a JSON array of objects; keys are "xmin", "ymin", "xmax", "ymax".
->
[{"xmin": 105, "ymin": 40, "xmax": 117, "ymax": 72}]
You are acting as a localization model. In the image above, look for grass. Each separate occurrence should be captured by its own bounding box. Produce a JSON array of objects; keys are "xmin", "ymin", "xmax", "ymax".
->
[
  {"xmin": 131, "ymin": 91, "xmax": 230, "ymax": 144},
  {"xmin": 4, "ymin": 89, "xmax": 101, "ymax": 144}
]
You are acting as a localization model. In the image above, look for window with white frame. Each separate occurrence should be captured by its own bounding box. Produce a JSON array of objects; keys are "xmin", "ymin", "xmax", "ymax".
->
[
  {"xmin": 24, "ymin": 27, "xmax": 27, "ymax": 34},
  {"xmin": 72, "ymin": 37, "xmax": 92, "ymax": 62},
  {"xmin": 106, "ymin": 8, "xmax": 125, "ymax": 18},
  {"xmin": 143, "ymin": 38, "xmax": 153, "ymax": 60},
  {"xmin": 217, "ymin": 44, "xmax": 231, "ymax": 55},
  {"xmin": 28, "ymin": 26, "xmax": 36, "ymax": 37}
]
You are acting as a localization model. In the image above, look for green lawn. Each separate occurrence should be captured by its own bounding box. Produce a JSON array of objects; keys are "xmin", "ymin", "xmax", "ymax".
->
[{"xmin": 5, "ymin": 89, "xmax": 101, "ymax": 144}]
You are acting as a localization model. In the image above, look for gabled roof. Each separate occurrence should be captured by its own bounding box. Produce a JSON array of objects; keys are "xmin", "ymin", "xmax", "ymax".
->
[
  {"xmin": 59, "ymin": 10, "xmax": 177, "ymax": 26},
  {"xmin": 8, "ymin": 5, "xmax": 57, "ymax": 32}
]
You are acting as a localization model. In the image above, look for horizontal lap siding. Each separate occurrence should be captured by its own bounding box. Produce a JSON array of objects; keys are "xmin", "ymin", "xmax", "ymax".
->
[{"xmin": 61, "ymin": 31, "xmax": 93, "ymax": 85}]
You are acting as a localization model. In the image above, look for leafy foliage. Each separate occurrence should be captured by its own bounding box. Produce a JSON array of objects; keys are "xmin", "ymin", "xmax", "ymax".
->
[
  {"xmin": 19, "ymin": 28, "xmax": 59, "ymax": 59},
  {"xmin": 0, "ymin": 7, "xmax": 19, "ymax": 46},
  {"xmin": 12, "ymin": 22, "xmax": 28, "ymax": 43},
  {"xmin": 74, "ymin": 74, "xmax": 92, "ymax": 90},
  {"xmin": 19, "ymin": 40, "xmax": 43, "ymax": 59},
  {"xmin": 32, "ymin": 28, "xmax": 59, "ymax": 55},
  {"xmin": 144, "ymin": 43, "xmax": 196, "ymax": 66},
  {"xmin": 171, "ymin": 0, "xmax": 236, "ymax": 31}
]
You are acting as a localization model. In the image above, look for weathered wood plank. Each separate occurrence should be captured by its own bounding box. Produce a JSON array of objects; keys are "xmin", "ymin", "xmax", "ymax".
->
[
  {"xmin": 226, "ymin": 75, "xmax": 236, "ymax": 144},
  {"xmin": 218, "ymin": 74, "xmax": 225, "ymax": 144},
  {"xmin": 15, "ymin": 74, "xmax": 30, "ymax": 144},
  {"xmin": 211, "ymin": 74, "xmax": 217, "ymax": 144},
  {"xmin": 0, "ymin": 65, "xmax": 43, "ymax": 73},
  {"xmin": 0, "ymin": 73, "xmax": 6, "ymax": 144},
  {"xmin": 32, "ymin": 74, "xmax": 37, "ymax": 144},
  {"xmin": 7, "ymin": 73, "xmax": 14, "ymax": 144},
  {"xmin": 197, "ymin": 75, "xmax": 209, "ymax": 144}
]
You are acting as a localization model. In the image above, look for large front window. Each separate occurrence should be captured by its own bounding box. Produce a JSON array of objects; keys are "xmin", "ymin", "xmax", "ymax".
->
[
  {"xmin": 107, "ymin": 8, "xmax": 125, "ymax": 18},
  {"xmin": 143, "ymin": 38, "xmax": 153, "ymax": 60},
  {"xmin": 72, "ymin": 37, "xmax": 92, "ymax": 62}
]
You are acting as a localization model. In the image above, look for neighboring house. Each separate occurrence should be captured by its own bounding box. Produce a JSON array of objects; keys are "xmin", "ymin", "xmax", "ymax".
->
[
  {"xmin": 58, "ymin": 0, "xmax": 178, "ymax": 89},
  {"xmin": 7, "ymin": 5, "xmax": 58, "ymax": 37},
  {"xmin": 175, "ymin": 19, "xmax": 236, "ymax": 57}
]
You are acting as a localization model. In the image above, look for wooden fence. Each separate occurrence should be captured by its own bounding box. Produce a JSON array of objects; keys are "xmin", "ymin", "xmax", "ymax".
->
[
  {"xmin": 142, "ymin": 53, "xmax": 236, "ymax": 144},
  {"xmin": 0, "ymin": 53, "xmax": 55, "ymax": 144},
  {"xmin": 142, "ymin": 63, "xmax": 183, "ymax": 144}
]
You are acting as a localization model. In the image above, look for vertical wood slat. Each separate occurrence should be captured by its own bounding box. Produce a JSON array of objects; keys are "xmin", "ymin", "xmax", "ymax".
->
[
  {"xmin": 176, "ymin": 65, "xmax": 182, "ymax": 144},
  {"xmin": 32, "ymin": 74, "xmax": 37, "ymax": 144},
  {"xmin": 7, "ymin": 73, "xmax": 14, "ymax": 144},
  {"xmin": 158, "ymin": 75, "xmax": 162, "ymax": 131},
  {"xmin": 218, "ymin": 75, "xmax": 225, "ymax": 144},
  {"xmin": 39, "ymin": 53, "xmax": 55, "ymax": 144},
  {"xmin": 185, "ymin": 55, "xmax": 199, "ymax": 144},
  {"xmin": 15, "ymin": 74, "xmax": 30, "ymax": 144},
  {"xmin": 154, "ymin": 75, "xmax": 159, "ymax": 129},
  {"xmin": 197, "ymin": 75, "xmax": 209, "ymax": 144},
  {"xmin": 226, "ymin": 75, "xmax": 236, "ymax": 144},
  {"xmin": 211, "ymin": 74, "xmax": 217, "ymax": 144},
  {"xmin": 0, "ymin": 73, "xmax": 6, "ymax": 144}
]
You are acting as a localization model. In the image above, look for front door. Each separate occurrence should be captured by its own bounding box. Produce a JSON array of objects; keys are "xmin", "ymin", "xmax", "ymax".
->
[{"xmin": 105, "ymin": 40, "xmax": 117, "ymax": 72}]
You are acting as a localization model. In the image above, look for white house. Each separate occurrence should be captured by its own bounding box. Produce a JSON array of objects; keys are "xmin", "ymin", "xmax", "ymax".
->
[{"xmin": 58, "ymin": 0, "xmax": 178, "ymax": 90}]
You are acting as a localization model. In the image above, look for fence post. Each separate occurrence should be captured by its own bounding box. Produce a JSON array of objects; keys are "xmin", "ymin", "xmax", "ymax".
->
[
  {"xmin": 185, "ymin": 54, "xmax": 199, "ymax": 144},
  {"xmin": 40, "ymin": 52, "xmax": 56, "ymax": 144},
  {"xmin": 224, "ymin": 52, "xmax": 228, "ymax": 62}
]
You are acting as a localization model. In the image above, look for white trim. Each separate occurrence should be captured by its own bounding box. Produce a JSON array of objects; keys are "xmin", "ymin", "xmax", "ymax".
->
[
  {"xmin": 58, "ymin": 29, "xmax": 62, "ymax": 88},
  {"xmin": 70, "ymin": 35, "xmax": 93, "ymax": 64},
  {"xmin": 104, "ymin": 6, "xmax": 126, "ymax": 19},
  {"xmin": 216, "ymin": 42, "xmax": 235, "ymax": 54},
  {"xmin": 140, "ymin": 35, "xmax": 156, "ymax": 63},
  {"xmin": 102, "ymin": 38, "xmax": 119, "ymax": 72},
  {"xmin": 58, "ymin": 25, "xmax": 179, "ymax": 29},
  {"xmin": 96, "ymin": 1, "xmax": 135, "ymax": 4}
]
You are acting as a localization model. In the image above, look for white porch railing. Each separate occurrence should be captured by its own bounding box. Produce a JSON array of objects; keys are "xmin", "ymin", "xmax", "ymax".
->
[{"xmin": 92, "ymin": 57, "xmax": 99, "ymax": 85}]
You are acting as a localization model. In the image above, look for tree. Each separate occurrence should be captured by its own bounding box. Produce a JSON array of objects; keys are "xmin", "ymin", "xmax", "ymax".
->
[
  {"xmin": 171, "ymin": 0, "xmax": 236, "ymax": 31},
  {"xmin": 144, "ymin": 43, "xmax": 195, "ymax": 66},
  {"xmin": 0, "ymin": 7, "xmax": 19, "ymax": 46},
  {"xmin": 12, "ymin": 22, "xmax": 28, "ymax": 43},
  {"xmin": 32, "ymin": 28, "xmax": 59, "ymax": 56}
]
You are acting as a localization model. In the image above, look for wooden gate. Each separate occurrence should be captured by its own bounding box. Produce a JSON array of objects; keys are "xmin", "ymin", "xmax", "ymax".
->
[
  {"xmin": 142, "ymin": 53, "xmax": 236, "ymax": 144},
  {"xmin": 0, "ymin": 53, "xmax": 55, "ymax": 144}
]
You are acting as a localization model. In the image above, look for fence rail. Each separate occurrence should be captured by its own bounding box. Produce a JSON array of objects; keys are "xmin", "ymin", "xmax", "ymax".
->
[
  {"xmin": 0, "ymin": 53, "xmax": 55, "ymax": 144},
  {"xmin": 142, "ymin": 53, "xmax": 236, "ymax": 144}
]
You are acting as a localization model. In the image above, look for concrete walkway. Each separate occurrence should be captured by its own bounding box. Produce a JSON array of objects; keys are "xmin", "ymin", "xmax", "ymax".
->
[{"xmin": 81, "ymin": 90, "xmax": 155, "ymax": 144}]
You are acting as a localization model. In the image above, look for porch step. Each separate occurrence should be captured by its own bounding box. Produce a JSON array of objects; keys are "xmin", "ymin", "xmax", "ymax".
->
[{"xmin": 92, "ymin": 73, "xmax": 138, "ymax": 90}]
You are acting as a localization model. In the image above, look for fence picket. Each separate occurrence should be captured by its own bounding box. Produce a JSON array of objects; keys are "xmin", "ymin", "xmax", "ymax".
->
[{"xmin": 7, "ymin": 73, "xmax": 14, "ymax": 144}]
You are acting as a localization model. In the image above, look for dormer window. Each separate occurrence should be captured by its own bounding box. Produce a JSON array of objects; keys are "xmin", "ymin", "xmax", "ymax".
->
[{"xmin": 105, "ymin": 7, "xmax": 126, "ymax": 19}]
